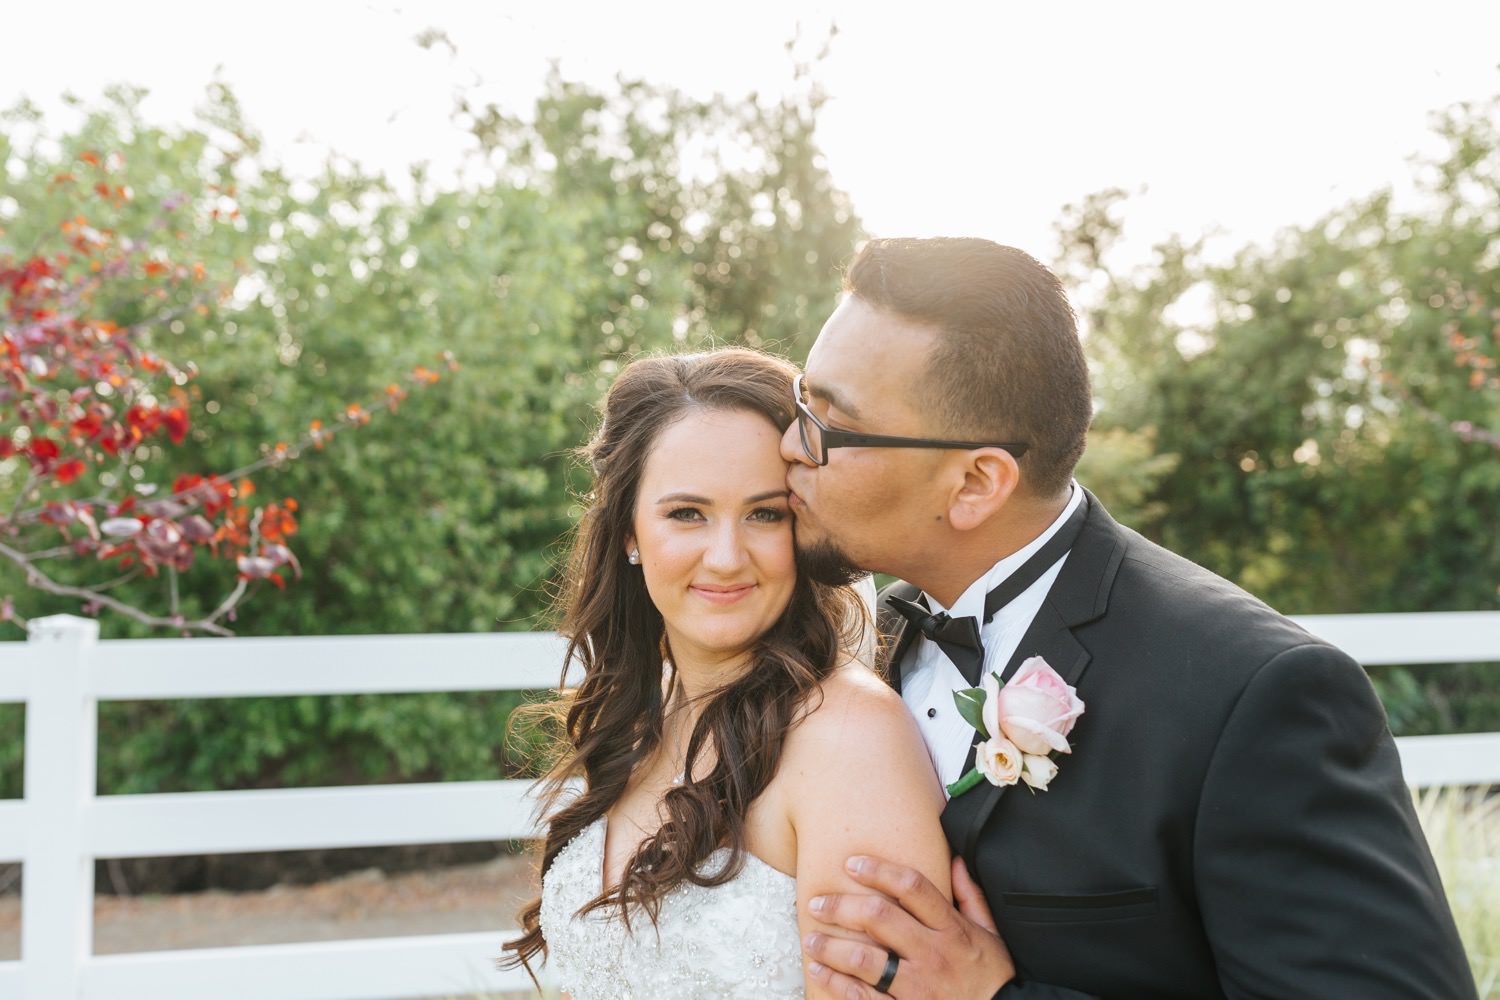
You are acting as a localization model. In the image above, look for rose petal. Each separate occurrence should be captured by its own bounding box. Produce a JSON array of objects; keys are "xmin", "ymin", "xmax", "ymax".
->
[
  {"xmin": 1020, "ymin": 754, "xmax": 1058, "ymax": 791},
  {"xmin": 1000, "ymin": 715, "xmax": 1072, "ymax": 756},
  {"xmin": 981, "ymin": 670, "xmax": 1004, "ymax": 740},
  {"xmin": 975, "ymin": 736, "xmax": 1023, "ymax": 787}
]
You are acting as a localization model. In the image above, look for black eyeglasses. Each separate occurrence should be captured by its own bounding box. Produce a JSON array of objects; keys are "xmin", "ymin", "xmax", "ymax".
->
[{"xmin": 792, "ymin": 374, "xmax": 1029, "ymax": 467}]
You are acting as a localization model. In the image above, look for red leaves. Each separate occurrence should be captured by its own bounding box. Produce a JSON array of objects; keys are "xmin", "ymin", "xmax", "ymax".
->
[
  {"xmin": 259, "ymin": 499, "xmax": 299, "ymax": 544},
  {"xmin": 3, "ymin": 188, "xmax": 205, "ymax": 493},
  {"xmin": 29, "ymin": 438, "xmax": 60, "ymax": 462},
  {"xmin": 123, "ymin": 403, "xmax": 190, "ymax": 446},
  {"xmin": 172, "ymin": 474, "xmax": 235, "ymax": 517},
  {"xmin": 4, "ymin": 158, "xmax": 462, "ymax": 636},
  {"xmin": 70, "ymin": 412, "xmax": 104, "ymax": 440},
  {"xmin": 54, "ymin": 459, "xmax": 86, "ymax": 484},
  {"xmin": 162, "ymin": 406, "xmax": 189, "ymax": 444}
]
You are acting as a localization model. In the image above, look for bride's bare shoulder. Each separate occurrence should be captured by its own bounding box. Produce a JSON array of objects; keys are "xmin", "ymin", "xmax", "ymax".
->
[
  {"xmin": 786, "ymin": 664, "xmax": 924, "ymax": 758},
  {"xmin": 776, "ymin": 667, "xmax": 947, "ymax": 882}
]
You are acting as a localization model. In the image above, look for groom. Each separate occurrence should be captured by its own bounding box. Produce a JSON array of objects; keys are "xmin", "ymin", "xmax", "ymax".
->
[{"xmin": 783, "ymin": 238, "xmax": 1475, "ymax": 998}]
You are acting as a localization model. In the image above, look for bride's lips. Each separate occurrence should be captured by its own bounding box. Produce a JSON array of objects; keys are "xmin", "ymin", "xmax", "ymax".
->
[{"xmin": 690, "ymin": 583, "xmax": 756, "ymax": 605}]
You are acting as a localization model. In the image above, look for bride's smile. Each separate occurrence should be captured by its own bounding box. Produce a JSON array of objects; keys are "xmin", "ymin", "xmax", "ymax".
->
[{"xmin": 689, "ymin": 581, "xmax": 757, "ymax": 604}]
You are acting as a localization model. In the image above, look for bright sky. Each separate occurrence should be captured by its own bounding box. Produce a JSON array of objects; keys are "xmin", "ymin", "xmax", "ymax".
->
[{"xmin": 5, "ymin": 1, "xmax": 1500, "ymax": 269}]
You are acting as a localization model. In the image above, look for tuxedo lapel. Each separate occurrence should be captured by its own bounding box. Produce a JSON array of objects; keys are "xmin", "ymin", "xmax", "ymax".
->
[
  {"xmin": 940, "ymin": 491, "xmax": 1128, "ymax": 868},
  {"xmin": 875, "ymin": 581, "xmax": 924, "ymax": 695}
]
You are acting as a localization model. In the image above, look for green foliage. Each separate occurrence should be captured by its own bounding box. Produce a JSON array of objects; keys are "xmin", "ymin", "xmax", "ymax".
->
[
  {"xmin": 0, "ymin": 68, "xmax": 860, "ymax": 794},
  {"xmin": 1370, "ymin": 663, "xmax": 1500, "ymax": 738},
  {"xmin": 94, "ymin": 692, "xmax": 543, "ymax": 795},
  {"xmin": 0, "ymin": 705, "xmax": 19, "ymax": 799},
  {"xmin": 1073, "ymin": 427, "xmax": 1180, "ymax": 527},
  {"xmin": 1056, "ymin": 96, "xmax": 1500, "ymax": 734},
  {"xmin": 953, "ymin": 686, "xmax": 989, "ymax": 740}
]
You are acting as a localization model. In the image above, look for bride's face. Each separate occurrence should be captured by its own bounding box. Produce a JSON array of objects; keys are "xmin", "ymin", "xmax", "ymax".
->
[{"xmin": 629, "ymin": 406, "xmax": 797, "ymax": 668}]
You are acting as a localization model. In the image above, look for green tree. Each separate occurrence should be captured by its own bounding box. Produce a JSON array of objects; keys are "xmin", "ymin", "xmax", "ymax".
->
[
  {"xmin": 1, "ymin": 65, "xmax": 862, "ymax": 798},
  {"xmin": 1055, "ymin": 97, "xmax": 1500, "ymax": 735}
]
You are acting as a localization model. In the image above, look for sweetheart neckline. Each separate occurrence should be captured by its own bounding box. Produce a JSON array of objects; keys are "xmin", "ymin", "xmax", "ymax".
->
[{"xmin": 589, "ymin": 814, "xmax": 795, "ymax": 893}]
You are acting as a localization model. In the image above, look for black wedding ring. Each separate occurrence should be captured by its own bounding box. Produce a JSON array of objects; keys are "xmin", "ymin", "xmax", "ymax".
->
[{"xmin": 874, "ymin": 949, "xmax": 899, "ymax": 994}]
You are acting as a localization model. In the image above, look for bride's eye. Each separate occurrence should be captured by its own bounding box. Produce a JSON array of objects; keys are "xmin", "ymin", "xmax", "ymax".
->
[
  {"xmin": 665, "ymin": 507, "xmax": 704, "ymax": 522},
  {"xmin": 748, "ymin": 507, "xmax": 787, "ymax": 523}
]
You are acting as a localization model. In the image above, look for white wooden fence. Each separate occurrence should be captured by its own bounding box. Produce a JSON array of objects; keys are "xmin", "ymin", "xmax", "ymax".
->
[{"xmin": 1, "ymin": 611, "xmax": 1498, "ymax": 1000}]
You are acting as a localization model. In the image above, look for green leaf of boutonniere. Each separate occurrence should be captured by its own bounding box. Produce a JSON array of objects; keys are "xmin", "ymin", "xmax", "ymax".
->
[{"xmin": 953, "ymin": 686, "xmax": 989, "ymax": 740}]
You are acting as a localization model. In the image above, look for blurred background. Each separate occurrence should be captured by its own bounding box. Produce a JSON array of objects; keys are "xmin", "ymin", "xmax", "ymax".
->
[{"xmin": 1, "ymin": 0, "xmax": 1497, "ymax": 981}]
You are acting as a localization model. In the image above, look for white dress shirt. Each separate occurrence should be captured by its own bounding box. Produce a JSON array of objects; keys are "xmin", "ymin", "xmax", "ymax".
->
[{"xmin": 899, "ymin": 484, "xmax": 1083, "ymax": 795}]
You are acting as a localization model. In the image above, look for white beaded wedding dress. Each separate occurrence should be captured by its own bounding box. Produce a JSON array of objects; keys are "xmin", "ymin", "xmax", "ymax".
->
[{"xmin": 539, "ymin": 812, "xmax": 806, "ymax": 998}]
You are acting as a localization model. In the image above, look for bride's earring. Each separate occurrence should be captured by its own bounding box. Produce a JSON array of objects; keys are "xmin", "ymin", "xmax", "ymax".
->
[{"xmin": 628, "ymin": 548, "xmax": 640, "ymax": 565}]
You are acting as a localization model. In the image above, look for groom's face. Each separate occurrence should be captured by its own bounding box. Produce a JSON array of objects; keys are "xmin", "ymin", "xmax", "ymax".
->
[{"xmin": 782, "ymin": 296, "xmax": 949, "ymax": 581}]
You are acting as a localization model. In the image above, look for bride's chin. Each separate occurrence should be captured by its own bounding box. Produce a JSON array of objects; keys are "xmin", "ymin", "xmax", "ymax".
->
[{"xmin": 671, "ymin": 622, "xmax": 773, "ymax": 661}]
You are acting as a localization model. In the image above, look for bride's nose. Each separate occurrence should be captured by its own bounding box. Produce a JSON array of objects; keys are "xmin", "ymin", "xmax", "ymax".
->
[{"xmin": 700, "ymin": 520, "xmax": 749, "ymax": 573}]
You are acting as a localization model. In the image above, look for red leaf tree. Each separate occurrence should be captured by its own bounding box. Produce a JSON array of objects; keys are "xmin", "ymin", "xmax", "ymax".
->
[{"xmin": 1, "ymin": 151, "xmax": 454, "ymax": 636}]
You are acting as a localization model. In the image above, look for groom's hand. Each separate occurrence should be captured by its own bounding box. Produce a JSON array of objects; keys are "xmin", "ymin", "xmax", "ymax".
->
[{"xmin": 803, "ymin": 854, "xmax": 1014, "ymax": 999}]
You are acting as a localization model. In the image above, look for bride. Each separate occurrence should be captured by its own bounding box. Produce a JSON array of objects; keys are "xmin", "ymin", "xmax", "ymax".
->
[{"xmin": 500, "ymin": 348, "xmax": 950, "ymax": 998}]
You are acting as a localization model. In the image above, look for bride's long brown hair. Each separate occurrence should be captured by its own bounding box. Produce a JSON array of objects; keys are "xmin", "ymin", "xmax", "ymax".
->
[{"xmin": 500, "ymin": 347, "xmax": 862, "ymax": 979}]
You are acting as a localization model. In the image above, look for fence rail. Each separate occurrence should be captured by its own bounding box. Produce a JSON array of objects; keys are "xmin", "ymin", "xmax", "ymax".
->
[{"xmin": 1, "ymin": 611, "xmax": 1498, "ymax": 999}]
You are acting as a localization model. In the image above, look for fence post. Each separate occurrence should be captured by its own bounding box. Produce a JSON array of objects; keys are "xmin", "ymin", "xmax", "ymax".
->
[{"xmin": 22, "ymin": 614, "xmax": 99, "ymax": 999}]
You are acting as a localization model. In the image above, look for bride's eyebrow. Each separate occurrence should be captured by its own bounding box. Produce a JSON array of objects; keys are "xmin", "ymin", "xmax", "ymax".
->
[{"xmin": 654, "ymin": 490, "xmax": 789, "ymax": 505}]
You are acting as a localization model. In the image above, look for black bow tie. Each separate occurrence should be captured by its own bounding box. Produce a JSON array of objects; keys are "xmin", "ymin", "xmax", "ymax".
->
[
  {"xmin": 886, "ymin": 598, "xmax": 986, "ymax": 685},
  {"xmin": 885, "ymin": 496, "xmax": 1090, "ymax": 688}
]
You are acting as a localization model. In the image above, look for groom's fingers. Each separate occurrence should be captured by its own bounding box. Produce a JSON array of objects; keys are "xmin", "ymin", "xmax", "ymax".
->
[
  {"xmin": 952, "ymin": 856, "xmax": 998, "ymax": 935},
  {"xmin": 809, "ymin": 888, "xmax": 927, "ymax": 948},
  {"xmin": 807, "ymin": 857, "xmax": 1016, "ymax": 998},
  {"xmin": 803, "ymin": 932, "xmax": 896, "ymax": 996},
  {"xmin": 841, "ymin": 855, "xmax": 957, "ymax": 931},
  {"xmin": 805, "ymin": 958, "xmax": 884, "ymax": 1000}
]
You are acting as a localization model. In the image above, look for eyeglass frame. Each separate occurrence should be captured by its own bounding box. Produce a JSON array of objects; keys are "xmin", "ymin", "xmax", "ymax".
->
[{"xmin": 791, "ymin": 374, "xmax": 1030, "ymax": 467}]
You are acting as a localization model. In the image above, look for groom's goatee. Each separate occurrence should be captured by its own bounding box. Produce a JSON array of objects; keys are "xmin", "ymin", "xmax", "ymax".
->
[{"xmin": 796, "ymin": 539, "xmax": 866, "ymax": 587}]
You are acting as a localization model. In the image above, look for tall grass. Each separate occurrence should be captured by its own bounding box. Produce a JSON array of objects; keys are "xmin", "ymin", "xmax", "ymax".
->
[{"xmin": 1416, "ymin": 786, "xmax": 1500, "ymax": 998}]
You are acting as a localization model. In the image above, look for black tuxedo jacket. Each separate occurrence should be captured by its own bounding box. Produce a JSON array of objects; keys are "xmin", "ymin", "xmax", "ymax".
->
[{"xmin": 877, "ymin": 491, "xmax": 1475, "ymax": 999}]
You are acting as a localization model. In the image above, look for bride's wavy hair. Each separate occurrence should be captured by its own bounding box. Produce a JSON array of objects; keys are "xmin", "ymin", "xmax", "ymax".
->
[{"xmin": 501, "ymin": 347, "xmax": 863, "ymax": 979}]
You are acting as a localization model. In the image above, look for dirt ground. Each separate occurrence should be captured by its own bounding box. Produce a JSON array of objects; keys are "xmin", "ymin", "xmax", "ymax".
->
[{"xmin": 0, "ymin": 853, "xmax": 537, "ymax": 971}]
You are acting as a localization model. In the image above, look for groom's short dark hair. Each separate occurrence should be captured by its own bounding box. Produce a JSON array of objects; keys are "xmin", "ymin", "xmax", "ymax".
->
[{"xmin": 843, "ymin": 237, "xmax": 1092, "ymax": 499}]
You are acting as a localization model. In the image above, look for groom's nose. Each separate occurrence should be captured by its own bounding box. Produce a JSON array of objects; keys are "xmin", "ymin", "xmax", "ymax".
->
[{"xmin": 780, "ymin": 420, "xmax": 814, "ymax": 466}]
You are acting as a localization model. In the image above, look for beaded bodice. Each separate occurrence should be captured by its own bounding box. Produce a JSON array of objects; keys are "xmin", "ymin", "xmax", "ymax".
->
[{"xmin": 539, "ymin": 815, "xmax": 805, "ymax": 998}]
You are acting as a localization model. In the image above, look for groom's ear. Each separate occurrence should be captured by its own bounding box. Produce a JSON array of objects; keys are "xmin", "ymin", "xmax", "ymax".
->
[{"xmin": 947, "ymin": 449, "xmax": 1021, "ymax": 531}]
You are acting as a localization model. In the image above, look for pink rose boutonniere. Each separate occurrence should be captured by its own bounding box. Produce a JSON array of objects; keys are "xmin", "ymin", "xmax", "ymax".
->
[{"xmin": 947, "ymin": 656, "xmax": 1085, "ymax": 798}]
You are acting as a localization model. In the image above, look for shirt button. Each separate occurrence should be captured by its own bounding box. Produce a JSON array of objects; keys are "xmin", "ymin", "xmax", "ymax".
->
[{"xmin": 927, "ymin": 707, "xmax": 937, "ymax": 718}]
